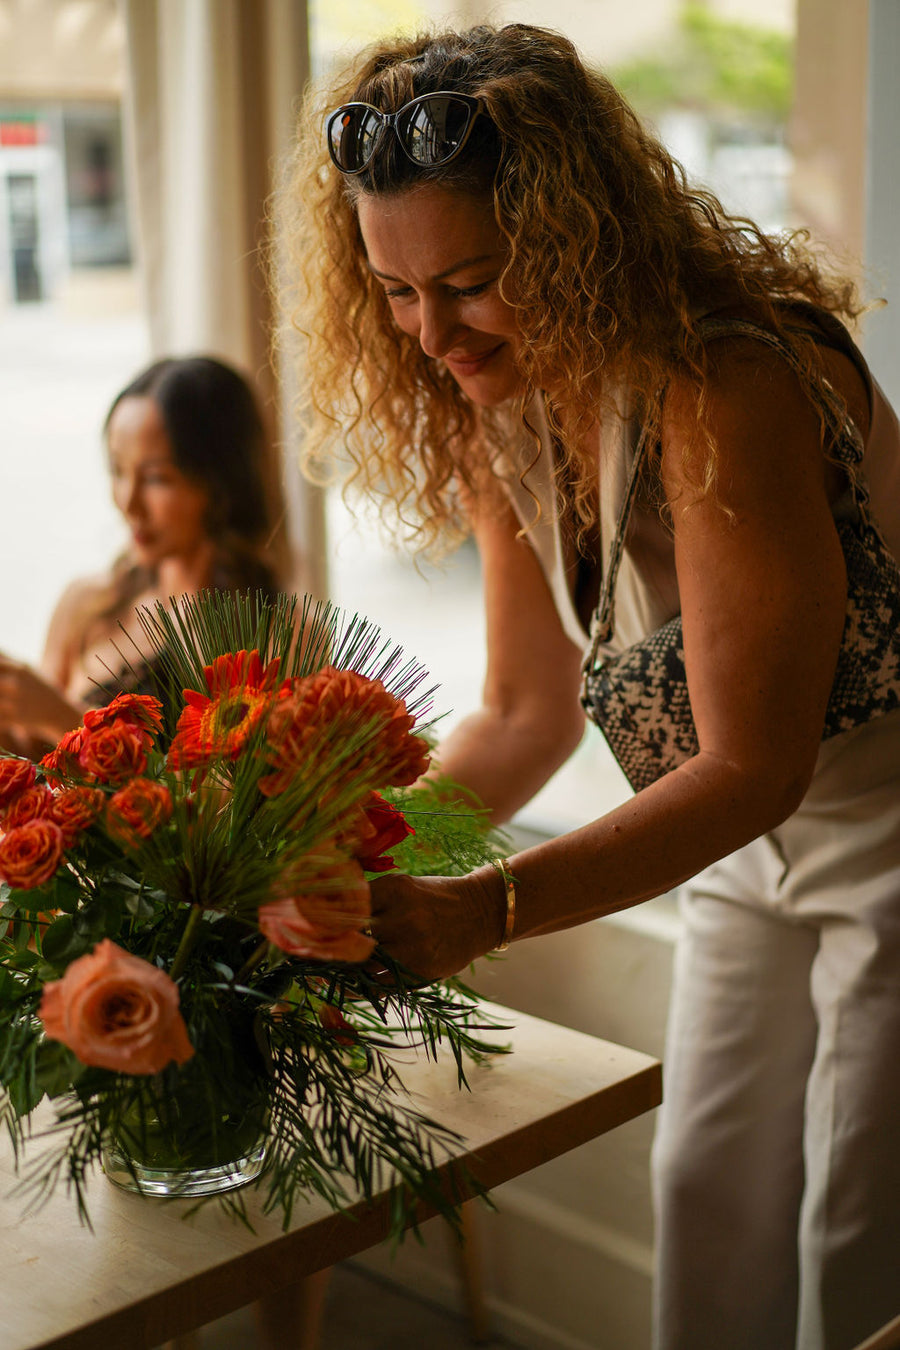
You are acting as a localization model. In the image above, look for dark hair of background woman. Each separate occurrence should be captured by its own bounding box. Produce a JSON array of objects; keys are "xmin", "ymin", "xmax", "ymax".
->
[{"xmin": 100, "ymin": 355, "xmax": 282, "ymax": 627}]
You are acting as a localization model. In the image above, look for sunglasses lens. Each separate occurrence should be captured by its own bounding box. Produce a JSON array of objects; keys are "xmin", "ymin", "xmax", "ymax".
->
[
  {"xmin": 328, "ymin": 106, "xmax": 384, "ymax": 173},
  {"xmin": 397, "ymin": 95, "xmax": 474, "ymax": 165}
]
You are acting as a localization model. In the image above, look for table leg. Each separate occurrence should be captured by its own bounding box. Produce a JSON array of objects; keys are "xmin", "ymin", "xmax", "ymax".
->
[
  {"xmin": 254, "ymin": 1267, "xmax": 333, "ymax": 1350},
  {"xmin": 446, "ymin": 1202, "xmax": 490, "ymax": 1344},
  {"xmin": 853, "ymin": 1314, "xmax": 900, "ymax": 1350}
]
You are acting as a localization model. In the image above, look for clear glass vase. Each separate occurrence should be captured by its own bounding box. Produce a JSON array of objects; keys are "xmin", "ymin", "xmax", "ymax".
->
[
  {"xmin": 102, "ymin": 1023, "xmax": 271, "ymax": 1199},
  {"xmin": 102, "ymin": 1124, "xmax": 267, "ymax": 1198}
]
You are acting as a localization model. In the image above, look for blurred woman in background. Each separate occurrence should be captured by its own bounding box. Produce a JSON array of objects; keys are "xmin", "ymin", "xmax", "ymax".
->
[{"xmin": 0, "ymin": 355, "xmax": 286, "ymax": 750}]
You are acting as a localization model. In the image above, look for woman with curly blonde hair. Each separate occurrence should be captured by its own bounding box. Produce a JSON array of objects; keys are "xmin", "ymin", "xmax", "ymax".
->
[{"xmin": 284, "ymin": 23, "xmax": 900, "ymax": 1349}]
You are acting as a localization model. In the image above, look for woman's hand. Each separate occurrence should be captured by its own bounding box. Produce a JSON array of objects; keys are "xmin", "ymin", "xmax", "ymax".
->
[
  {"xmin": 0, "ymin": 653, "xmax": 82, "ymax": 746},
  {"xmin": 368, "ymin": 868, "xmax": 505, "ymax": 983}
]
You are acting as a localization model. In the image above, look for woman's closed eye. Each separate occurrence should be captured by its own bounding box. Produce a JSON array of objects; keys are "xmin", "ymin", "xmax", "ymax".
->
[
  {"xmin": 383, "ymin": 279, "xmax": 495, "ymax": 301},
  {"xmin": 449, "ymin": 281, "xmax": 492, "ymax": 298}
]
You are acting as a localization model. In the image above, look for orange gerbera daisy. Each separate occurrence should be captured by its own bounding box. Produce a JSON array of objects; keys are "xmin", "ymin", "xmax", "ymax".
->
[
  {"xmin": 259, "ymin": 666, "xmax": 431, "ymax": 797},
  {"xmin": 168, "ymin": 649, "xmax": 288, "ymax": 770}
]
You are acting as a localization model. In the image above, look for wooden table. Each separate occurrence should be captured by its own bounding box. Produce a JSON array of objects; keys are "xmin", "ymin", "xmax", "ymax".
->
[{"xmin": 1, "ymin": 1004, "xmax": 662, "ymax": 1350}]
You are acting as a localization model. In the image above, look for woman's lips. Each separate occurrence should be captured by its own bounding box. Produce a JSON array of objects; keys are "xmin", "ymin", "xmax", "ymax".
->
[{"xmin": 445, "ymin": 343, "xmax": 503, "ymax": 376}]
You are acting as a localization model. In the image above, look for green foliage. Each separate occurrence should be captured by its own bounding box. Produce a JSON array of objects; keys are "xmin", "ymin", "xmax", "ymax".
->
[
  {"xmin": 610, "ymin": 3, "xmax": 793, "ymax": 121},
  {"xmin": 385, "ymin": 778, "xmax": 509, "ymax": 878}
]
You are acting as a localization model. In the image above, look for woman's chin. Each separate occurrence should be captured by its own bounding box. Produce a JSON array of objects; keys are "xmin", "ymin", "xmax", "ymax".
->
[
  {"xmin": 128, "ymin": 543, "xmax": 159, "ymax": 570},
  {"xmin": 451, "ymin": 372, "xmax": 524, "ymax": 409}
]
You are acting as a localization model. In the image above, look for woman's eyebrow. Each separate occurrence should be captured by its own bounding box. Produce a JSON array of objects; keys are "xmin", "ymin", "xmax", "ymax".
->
[
  {"xmin": 109, "ymin": 455, "xmax": 172, "ymax": 467},
  {"xmin": 368, "ymin": 253, "xmax": 499, "ymax": 282}
]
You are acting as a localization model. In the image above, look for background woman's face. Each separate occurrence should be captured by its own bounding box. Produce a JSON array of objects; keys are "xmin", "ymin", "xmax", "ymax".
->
[
  {"xmin": 358, "ymin": 185, "xmax": 523, "ymax": 408},
  {"xmin": 107, "ymin": 395, "xmax": 210, "ymax": 569}
]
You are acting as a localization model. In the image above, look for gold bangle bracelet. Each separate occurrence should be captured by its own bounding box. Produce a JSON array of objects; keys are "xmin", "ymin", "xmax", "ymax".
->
[{"xmin": 493, "ymin": 857, "xmax": 516, "ymax": 952}]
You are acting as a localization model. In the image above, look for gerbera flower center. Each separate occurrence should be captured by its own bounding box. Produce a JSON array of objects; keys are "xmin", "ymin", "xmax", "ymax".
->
[{"xmin": 214, "ymin": 699, "xmax": 251, "ymax": 733}]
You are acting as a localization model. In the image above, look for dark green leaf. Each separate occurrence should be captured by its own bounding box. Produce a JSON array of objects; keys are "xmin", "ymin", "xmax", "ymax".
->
[
  {"xmin": 41, "ymin": 916, "xmax": 89, "ymax": 965},
  {"xmin": 35, "ymin": 1040, "xmax": 83, "ymax": 1098}
]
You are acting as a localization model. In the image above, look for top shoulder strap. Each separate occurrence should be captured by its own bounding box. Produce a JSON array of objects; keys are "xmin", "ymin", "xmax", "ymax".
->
[{"xmin": 695, "ymin": 313, "xmax": 864, "ymax": 461}]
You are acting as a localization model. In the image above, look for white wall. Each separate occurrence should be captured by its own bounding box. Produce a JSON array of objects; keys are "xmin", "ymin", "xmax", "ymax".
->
[{"xmin": 863, "ymin": 0, "xmax": 900, "ymax": 413}]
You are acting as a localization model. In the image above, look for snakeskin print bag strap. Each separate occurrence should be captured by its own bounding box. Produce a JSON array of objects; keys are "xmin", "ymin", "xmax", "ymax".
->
[{"xmin": 580, "ymin": 318, "xmax": 900, "ymax": 795}]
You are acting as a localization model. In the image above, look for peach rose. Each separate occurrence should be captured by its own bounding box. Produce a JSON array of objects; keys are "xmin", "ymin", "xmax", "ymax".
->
[
  {"xmin": 106, "ymin": 778, "xmax": 173, "ymax": 848},
  {"xmin": 49, "ymin": 786, "xmax": 106, "ymax": 845},
  {"xmin": 259, "ymin": 856, "xmax": 374, "ymax": 963},
  {"xmin": 39, "ymin": 939, "xmax": 194, "ymax": 1075},
  {"xmin": 0, "ymin": 819, "xmax": 65, "ymax": 890},
  {"xmin": 0, "ymin": 756, "xmax": 37, "ymax": 807},
  {"xmin": 78, "ymin": 721, "xmax": 148, "ymax": 784}
]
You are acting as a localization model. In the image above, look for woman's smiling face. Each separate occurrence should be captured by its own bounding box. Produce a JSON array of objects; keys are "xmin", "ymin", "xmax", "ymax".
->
[{"xmin": 357, "ymin": 185, "xmax": 524, "ymax": 407}]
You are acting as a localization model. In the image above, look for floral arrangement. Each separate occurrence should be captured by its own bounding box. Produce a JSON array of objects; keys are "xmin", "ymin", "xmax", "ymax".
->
[{"xmin": 0, "ymin": 592, "xmax": 505, "ymax": 1232}]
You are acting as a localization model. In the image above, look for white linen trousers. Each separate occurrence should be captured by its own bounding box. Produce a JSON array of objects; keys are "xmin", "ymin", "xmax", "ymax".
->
[{"xmin": 652, "ymin": 709, "xmax": 900, "ymax": 1350}]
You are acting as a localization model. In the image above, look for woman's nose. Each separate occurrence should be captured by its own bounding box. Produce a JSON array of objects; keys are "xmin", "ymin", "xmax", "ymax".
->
[
  {"xmin": 119, "ymin": 477, "xmax": 143, "ymax": 517},
  {"xmin": 417, "ymin": 295, "xmax": 461, "ymax": 359}
]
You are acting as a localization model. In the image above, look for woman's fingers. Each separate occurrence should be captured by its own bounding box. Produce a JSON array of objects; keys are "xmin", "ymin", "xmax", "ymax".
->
[{"xmin": 367, "ymin": 870, "xmax": 502, "ymax": 983}]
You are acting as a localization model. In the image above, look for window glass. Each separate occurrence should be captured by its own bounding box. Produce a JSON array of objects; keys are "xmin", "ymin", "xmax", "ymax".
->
[{"xmin": 0, "ymin": 88, "xmax": 146, "ymax": 669}]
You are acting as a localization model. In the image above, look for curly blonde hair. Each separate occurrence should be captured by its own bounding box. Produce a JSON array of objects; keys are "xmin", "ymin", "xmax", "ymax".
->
[{"xmin": 279, "ymin": 22, "xmax": 860, "ymax": 552}]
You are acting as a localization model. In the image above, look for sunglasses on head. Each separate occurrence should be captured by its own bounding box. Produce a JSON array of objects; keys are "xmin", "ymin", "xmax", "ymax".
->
[{"xmin": 326, "ymin": 91, "xmax": 484, "ymax": 175}]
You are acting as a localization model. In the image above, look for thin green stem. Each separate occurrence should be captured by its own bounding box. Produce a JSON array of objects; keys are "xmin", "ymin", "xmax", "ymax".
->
[
  {"xmin": 234, "ymin": 939, "xmax": 274, "ymax": 987},
  {"xmin": 169, "ymin": 904, "xmax": 204, "ymax": 983}
]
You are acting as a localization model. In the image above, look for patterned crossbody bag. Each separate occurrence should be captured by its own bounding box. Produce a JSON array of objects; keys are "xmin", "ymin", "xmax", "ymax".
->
[{"xmin": 579, "ymin": 318, "xmax": 900, "ymax": 794}]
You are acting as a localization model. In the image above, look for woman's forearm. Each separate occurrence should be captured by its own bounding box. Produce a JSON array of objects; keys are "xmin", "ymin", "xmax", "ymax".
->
[
  {"xmin": 35, "ymin": 693, "xmax": 87, "ymax": 744},
  {"xmin": 431, "ymin": 702, "xmax": 586, "ymax": 824},
  {"xmin": 471, "ymin": 748, "xmax": 807, "ymax": 944},
  {"xmin": 370, "ymin": 747, "xmax": 805, "ymax": 981},
  {"xmin": 0, "ymin": 655, "xmax": 86, "ymax": 748}
]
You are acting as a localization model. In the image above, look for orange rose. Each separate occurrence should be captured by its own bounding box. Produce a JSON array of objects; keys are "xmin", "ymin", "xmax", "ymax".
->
[
  {"xmin": 39, "ymin": 939, "xmax": 194, "ymax": 1075},
  {"xmin": 0, "ymin": 756, "xmax": 36, "ymax": 807},
  {"xmin": 49, "ymin": 787, "xmax": 106, "ymax": 845},
  {"xmin": 78, "ymin": 721, "xmax": 148, "ymax": 784},
  {"xmin": 2, "ymin": 783, "xmax": 54, "ymax": 829},
  {"xmin": 106, "ymin": 778, "xmax": 173, "ymax": 848},
  {"xmin": 259, "ymin": 856, "xmax": 374, "ymax": 963},
  {"xmin": 83, "ymin": 692, "xmax": 163, "ymax": 737},
  {"xmin": 0, "ymin": 819, "xmax": 65, "ymax": 890},
  {"xmin": 40, "ymin": 727, "xmax": 86, "ymax": 784}
]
